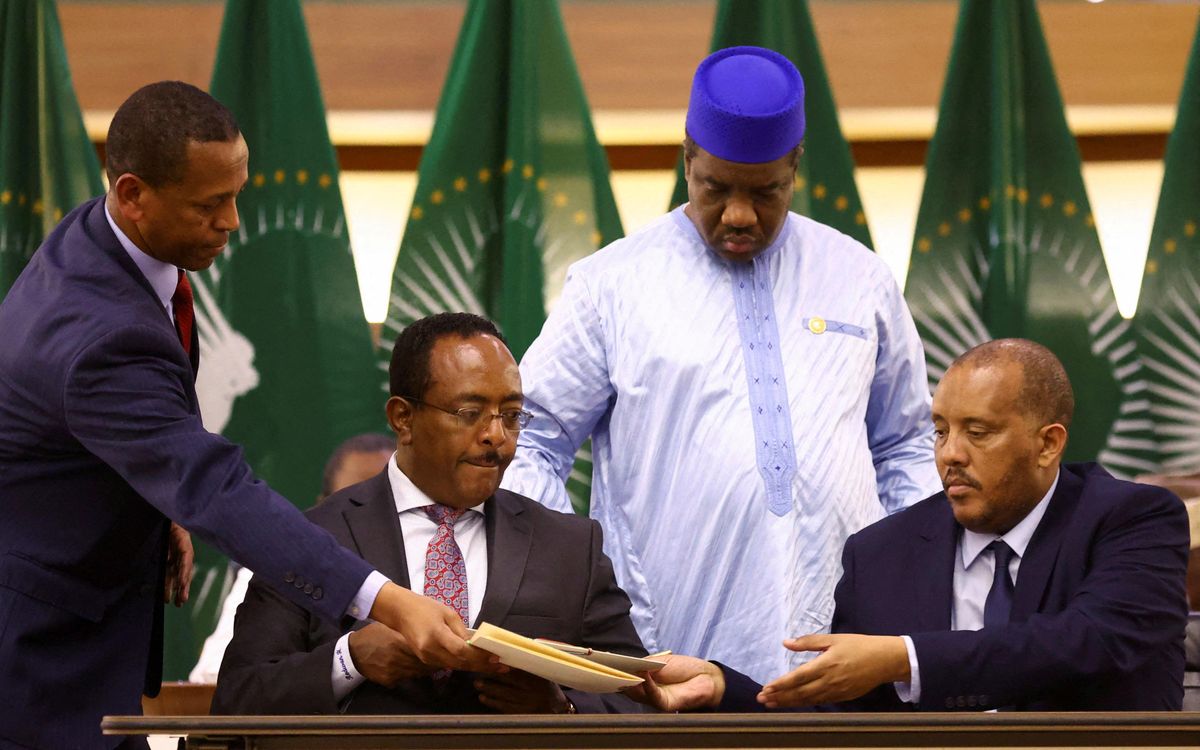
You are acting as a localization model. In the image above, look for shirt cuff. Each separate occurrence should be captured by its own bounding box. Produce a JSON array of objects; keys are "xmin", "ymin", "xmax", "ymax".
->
[
  {"xmin": 892, "ymin": 635, "xmax": 921, "ymax": 704},
  {"xmin": 347, "ymin": 570, "xmax": 389, "ymax": 621},
  {"xmin": 332, "ymin": 632, "xmax": 367, "ymax": 705}
]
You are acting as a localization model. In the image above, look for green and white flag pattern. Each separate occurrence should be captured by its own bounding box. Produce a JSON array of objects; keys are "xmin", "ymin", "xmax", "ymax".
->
[
  {"xmin": 904, "ymin": 0, "xmax": 1155, "ymax": 477},
  {"xmin": 1135, "ymin": 15, "xmax": 1200, "ymax": 474},
  {"xmin": 0, "ymin": 0, "xmax": 103, "ymax": 301},
  {"xmin": 379, "ymin": 0, "xmax": 623, "ymax": 515}
]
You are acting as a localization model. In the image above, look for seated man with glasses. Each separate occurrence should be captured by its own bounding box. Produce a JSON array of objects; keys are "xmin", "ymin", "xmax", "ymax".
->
[{"xmin": 211, "ymin": 312, "xmax": 649, "ymax": 715}]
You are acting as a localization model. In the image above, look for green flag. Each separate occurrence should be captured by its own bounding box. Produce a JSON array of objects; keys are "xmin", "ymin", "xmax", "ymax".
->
[
  {"xmin": 904, "ymin": 0, "xmax": 1155, "ymax": 476},
  {"xmin": 0, "ymin": 0, "xmax": 103, "ymax": 301},
  {"xmin": 379, "ymin": 0, "xmax": 622, "ymax": 514},
  {"xmin": 161, "ymin": 0, "xmax": 385, "ymax": 680},
  {"xmin": 1134, "ymin": 15, "xmax": 1200, "ymax": 475},
  {"xmin": 668, "ymin": 0, "xmax": 871, "ymax": 248}
]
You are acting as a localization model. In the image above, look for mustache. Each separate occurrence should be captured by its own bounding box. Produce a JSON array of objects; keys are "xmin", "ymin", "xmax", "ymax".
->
[
  {"xmin": 942, "ymin": 470, "xmax": 981, "ymax": 490},
  {"xmin": 465, "ymin": 451, "xmax": 503, "ymax": 466}
]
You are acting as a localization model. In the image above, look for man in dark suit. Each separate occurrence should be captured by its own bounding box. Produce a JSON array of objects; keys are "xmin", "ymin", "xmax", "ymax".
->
[
  {"xmin": 212, "ymin": 313, "xmax": 647, "ymax": 715},
  {"xmin": 0, "ymin": 83, "xmax": 484, "ymax": 750},
  {"xmin": 189, "ymin": 433, "xmax": 396, "ymax": 685},
  {"xmin": 632, "ymin": 339, "xmax": 1189, "ymax": 712}
]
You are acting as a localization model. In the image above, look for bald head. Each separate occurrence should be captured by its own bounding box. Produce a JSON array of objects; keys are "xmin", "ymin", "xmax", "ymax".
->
[{"xmin": 949, "ymin": 339, "xmax": 1074, "ymax": 431}]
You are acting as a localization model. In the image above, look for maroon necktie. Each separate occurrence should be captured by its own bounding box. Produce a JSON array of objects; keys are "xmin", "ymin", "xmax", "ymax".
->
[
  {"xmin": 172, "ymin": 271, "xmax": 194, "ymax": 356},
  {"xmin": 424, "ymin": 505, "xmax": 468, "ymax": 683},
  {"xmin": 423, "ymin": 505, "xmax": 469, "ymax": 627}
]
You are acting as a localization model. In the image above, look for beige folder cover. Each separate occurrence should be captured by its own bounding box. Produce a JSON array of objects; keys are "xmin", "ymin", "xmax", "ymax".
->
[
  {"xmin": 467, "ymin": 622, "xmax": 643, "ymax": 693},
  {"xmin": 534, "ymin": 638, "xmax": 671, "ymax": 674}
]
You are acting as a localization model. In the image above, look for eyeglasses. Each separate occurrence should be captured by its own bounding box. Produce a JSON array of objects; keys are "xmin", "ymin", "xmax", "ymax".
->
[{"xmin": 403, "ymin": 396, "xmax": 533, "ymax": 433}]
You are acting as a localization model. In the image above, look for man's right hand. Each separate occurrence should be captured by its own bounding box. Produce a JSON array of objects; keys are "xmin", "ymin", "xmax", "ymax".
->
[
  {"xmin": 623, "ymin": 655, "xmax": 726, "ymax": 712},
  {"xmin": 368, "ymin": 582, "xmax": 499, "ymax": 672},
  {"xmin": 348, "ymin": 623, "xmax": 435, "ymax": 687}
]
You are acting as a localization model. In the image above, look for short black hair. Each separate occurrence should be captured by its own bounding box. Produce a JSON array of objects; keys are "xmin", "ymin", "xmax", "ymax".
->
[
  {"xmin": 320, "ymin": 433, "xmax": 394, "ymax": 499},
  {"xmin": 389, "ymin": 313, "xmax": 506, "ymax": 400},
  {"xmin": 682, "ymin": 133, "xmax": 802, "ymax": 168},
  {"xmin": 105, "ymin": 81, "xmax": 241, "ymax": 187},
  {"xmin": 950, "ymin": 339, "xmax": 1075, "ymax": 429}
]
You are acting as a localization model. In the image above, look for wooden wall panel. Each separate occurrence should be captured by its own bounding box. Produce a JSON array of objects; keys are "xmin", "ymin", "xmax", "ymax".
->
[{"xmin": 57, "ymin": 1, "xmax": 1197, "ymax": 117}]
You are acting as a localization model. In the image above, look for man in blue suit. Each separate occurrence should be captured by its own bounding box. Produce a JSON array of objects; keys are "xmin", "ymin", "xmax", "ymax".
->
[
  {"xmin": 0, "ymin": 82, "xmax": 489, "ymax": 750},
  {"xmin": 633, "ymin": 339, "xmax": 1190, "ymax": 712}
]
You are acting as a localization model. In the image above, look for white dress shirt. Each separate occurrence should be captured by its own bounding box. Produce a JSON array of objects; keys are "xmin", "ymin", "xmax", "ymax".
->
[
  {"xmin": 895, "ymin": 470, "xmax": 1059, "ymax": 703},
  {"xmin": 332, "ymin": 456, "xmax": 488, "ymax": 702}
]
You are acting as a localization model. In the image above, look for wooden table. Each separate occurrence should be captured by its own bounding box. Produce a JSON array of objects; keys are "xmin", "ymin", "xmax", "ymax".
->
[{"xmin": 103, "ymin": 712, "xmax": 1200, "ymax": 749}]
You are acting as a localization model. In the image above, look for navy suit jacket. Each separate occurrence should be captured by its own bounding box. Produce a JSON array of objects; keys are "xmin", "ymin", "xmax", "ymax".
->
[
  {"xmin": 0, "ymin": 197, "xmax": 374, "ymax": 749},
  {"xmin": 211, "ymin": 473, "xmax": 649, "ymax": 715},
  {"xmin": 720, "ymin": 463, "xmax": 1190, "ymax": 712}
]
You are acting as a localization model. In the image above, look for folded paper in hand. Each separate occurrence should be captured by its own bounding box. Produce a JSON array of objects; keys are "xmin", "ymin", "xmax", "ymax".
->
[{"xmin": 467, "ymin": 623, "xmax": 665, "ymax": 693}]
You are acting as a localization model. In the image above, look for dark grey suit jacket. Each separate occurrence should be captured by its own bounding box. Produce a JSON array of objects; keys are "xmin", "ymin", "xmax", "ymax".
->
[{"xmin": 211, "ymin": 470, "xmax": 649, "ymax": 714}]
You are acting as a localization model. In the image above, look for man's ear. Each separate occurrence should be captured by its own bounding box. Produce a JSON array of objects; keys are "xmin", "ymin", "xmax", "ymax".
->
[
  {"xmin": 1037, "ymin": 423, "xmax": 1068, "ymax": 467},
  {"xmin": 386, "ymin": 396, "xmax": 415, "ymax": 446},
  {"xmin": 112, "ymin": 173, "xmax": 150, "ymax": 222}
]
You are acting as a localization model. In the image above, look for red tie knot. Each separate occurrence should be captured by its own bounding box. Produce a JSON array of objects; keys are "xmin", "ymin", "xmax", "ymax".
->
[{"xmin": 423, "ymin": 505, "xmax": 466, "ymax": 526}]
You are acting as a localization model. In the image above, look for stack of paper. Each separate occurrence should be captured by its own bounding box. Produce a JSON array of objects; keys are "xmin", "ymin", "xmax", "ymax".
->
[{"xmin": 466, "ymin": 623, "xmax": 666, "ymax": 693}]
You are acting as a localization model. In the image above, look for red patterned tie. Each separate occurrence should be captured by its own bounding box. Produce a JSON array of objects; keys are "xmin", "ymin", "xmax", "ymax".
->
[
  {"xmin": 172, "ymin": 271, "xmax": 194, "ymax": 356},
  {"xmin": 423, "ymin": 505, "xmax": 469, "ymax": 626}
]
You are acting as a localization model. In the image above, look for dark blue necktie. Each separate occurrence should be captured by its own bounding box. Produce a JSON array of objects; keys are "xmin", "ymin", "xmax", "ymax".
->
[{"xmin": 983, "ymin": 540, "xmax": 1016, "ymax": 627}]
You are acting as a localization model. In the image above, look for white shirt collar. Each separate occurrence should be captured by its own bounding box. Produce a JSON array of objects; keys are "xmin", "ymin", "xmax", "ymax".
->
[
  {"xmin": 104, "ymin": 201, "xmax": 179, "ymax": 315},
  {"xmin": 386, "ymin": 453, "xmax": 486, "ymax": 517},
  {"xmin": 961, "ymin": 468, "xmax": 1060, "ymax": 570}
]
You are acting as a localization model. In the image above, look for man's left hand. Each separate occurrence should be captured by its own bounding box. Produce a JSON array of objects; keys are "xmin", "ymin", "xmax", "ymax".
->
[
  {"xmin": 758, "ymin": 634, "xmax": 909, "ymax": 708},
  {"xmin": 164, "ymin": 522, "xmax": 194, "ymax": 607},
  {"xmin": 475, "ymin": 669, "xmax": 571, "ymax": 714}
]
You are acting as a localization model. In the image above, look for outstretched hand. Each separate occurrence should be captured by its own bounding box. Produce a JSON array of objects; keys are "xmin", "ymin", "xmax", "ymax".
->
[
  {"xmin": 622, "ymin": 655, "xmax": 725, "ymax": 712},
  {"xmin": 758, "ymin": 633, "xmax": 909, "ymax": 708}
]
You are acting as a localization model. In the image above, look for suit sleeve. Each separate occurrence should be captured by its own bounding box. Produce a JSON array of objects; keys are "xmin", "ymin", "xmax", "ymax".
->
[
  {"xmin": 210, "ymin": 575, "xmax": 342, "ymax": 715},
  {"xmin": 829, "ymin": 533, "xmax": 907, "ymax": 712},
  {"xmin": 501, "ymin": 268, "xmax": 614, "ymax": 514},
  {"xmin": 910, "ymin": 487, "xmax": 1190, "ymax": 710},
  {"xmin": 62, "ymin": 324, "xmax": 373, "ymax": 622},
  {"xmin": 567, "ymin": 519, "xmax": 655, "ymax": 714}
]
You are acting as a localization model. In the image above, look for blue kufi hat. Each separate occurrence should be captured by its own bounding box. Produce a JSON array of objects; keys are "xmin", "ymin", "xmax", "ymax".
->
[{"xmin": 685, "ymin": 46, "xmax": 806, "ymax": 164}]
